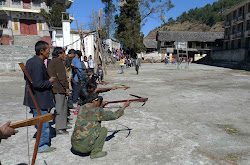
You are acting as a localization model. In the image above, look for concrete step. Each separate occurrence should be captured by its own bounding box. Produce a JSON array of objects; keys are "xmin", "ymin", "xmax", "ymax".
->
[
  {"xmin": 14, "ymin": 35, "xmax": 41, "ymax": 46},
  {"xmin": 0, "ymin": 61, "xmax": 21, "ymax": 71}
]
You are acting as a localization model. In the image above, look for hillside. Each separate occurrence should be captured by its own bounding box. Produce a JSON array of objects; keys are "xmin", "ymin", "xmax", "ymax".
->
[
  {"xmin": 146, "ymin": 21, "xmax": 224, "ymax": 40},
  {"xmin": 145, "ymin": 0, "xmax": 243, "ymax": 39}
]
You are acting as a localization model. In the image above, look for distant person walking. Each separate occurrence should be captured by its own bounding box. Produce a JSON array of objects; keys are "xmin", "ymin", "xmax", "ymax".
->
[
  {"xmin": 134, "ymin": 55, "xmax": 141, "ymax": 75},
  {"xmin": 151, "ymin": 57, "xmax": 154, "ymax": 64},
  {"xmin": 119, "ymin": 57, "xmax": 125, "ymax": 74}
]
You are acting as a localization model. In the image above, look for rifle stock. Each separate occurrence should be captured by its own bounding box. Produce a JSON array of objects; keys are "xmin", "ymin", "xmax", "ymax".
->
[{"xmin": 10, "ymin": 113, "xmax": 53, "ymax": 129}]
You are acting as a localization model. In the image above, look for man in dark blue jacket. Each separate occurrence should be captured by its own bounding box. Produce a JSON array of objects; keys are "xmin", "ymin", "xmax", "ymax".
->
[{"xmin": 23, "ymin": 41, "xmax": 56, "ymax": 153}]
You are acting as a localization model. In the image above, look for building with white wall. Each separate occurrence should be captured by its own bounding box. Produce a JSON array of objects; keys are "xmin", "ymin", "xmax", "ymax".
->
[{"xmin": 0, "ymin": 0, "xmax": 74, "ymax": 45}]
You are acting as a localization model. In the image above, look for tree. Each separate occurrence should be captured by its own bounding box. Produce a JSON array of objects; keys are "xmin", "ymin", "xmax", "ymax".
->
[
  {"xmin": 168, "ymin": 17, "xmax": 174, "ymax": 24},
  {"xmin": 114, "ymin": 0, "xmax": 145, "ymax": 57},
  {"xmin": 117, "ymin": 0, "xmax": 174, "ymax": 26},
  {"xmin": 40, "ymin": 4, "xmax": 66, "ymax": 27},
  {"xmin": 101, "ymin": 0, "xmax": 116, "ymax": 39}
]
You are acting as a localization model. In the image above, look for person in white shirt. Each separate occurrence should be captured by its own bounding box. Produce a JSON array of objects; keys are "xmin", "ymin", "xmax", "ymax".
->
[
  {"xmin": 83, "ymin": 56, "xmax": 89, "ymax": 69},
  {"xmin": 88, "ymin": 55, "xmax": 95, "ymax": 72}
]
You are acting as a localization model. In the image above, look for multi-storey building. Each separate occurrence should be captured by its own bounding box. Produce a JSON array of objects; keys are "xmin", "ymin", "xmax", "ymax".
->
[
  {"xmin": 0, "ymin": 0, "xmax": 73, "ymax": 45},
  {"xmin": 156, "ymin": 31, "xmax": 224, "ymax": 61},
  {"xmin": 224, "ymin": 0, "xmax": 250, "ymax": 50}
]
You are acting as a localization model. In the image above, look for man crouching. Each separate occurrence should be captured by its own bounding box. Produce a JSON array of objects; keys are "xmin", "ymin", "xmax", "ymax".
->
[{"xmin": 71, "ymin": 96, "xmax": 131, "ymax": 159}]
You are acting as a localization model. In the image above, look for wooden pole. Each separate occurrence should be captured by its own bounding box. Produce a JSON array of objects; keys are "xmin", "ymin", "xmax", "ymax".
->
[
  {"xmin": 31, "ymin": 120, "xmax": 43, "ymax": 165},
  {"xmin": 92, "ymin": 9, "xmax": 100, "ymax": 72},
  {"xmin": 93, "ymin": 9, "xmax": 107, "ymax": 75}
]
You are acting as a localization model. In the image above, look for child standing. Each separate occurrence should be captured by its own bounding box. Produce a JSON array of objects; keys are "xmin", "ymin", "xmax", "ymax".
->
[{"xmin": 96, "ymin": 64, "xmax": 104, "ymax": 82}]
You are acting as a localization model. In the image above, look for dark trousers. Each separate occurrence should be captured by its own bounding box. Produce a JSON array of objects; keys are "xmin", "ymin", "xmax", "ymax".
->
[
  {"xmin": 72, "ymin": 82, "xmax": 80, "ymax": 103},
  {"xmin": 135, "ymin": 65, "xmax": 139, "ymax": 74}
]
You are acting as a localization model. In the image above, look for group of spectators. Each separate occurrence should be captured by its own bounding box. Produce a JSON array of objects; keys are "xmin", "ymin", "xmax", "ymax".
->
[
  {"xmin": 1, "ymin": 40, "xmax": 131, "ymax": 160},
  {"xmin": 19, "ymin": 41, "xmax": 105, "ymax": 153},
  {"xmin": 165, "ymin": 57, "xmax": 193, "ymax": 65}
]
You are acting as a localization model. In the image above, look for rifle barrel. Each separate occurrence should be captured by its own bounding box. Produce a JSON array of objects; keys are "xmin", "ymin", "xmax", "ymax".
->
[{"xmin": 107, "ymin": 98, "xmax": 148, "ymax": 104}]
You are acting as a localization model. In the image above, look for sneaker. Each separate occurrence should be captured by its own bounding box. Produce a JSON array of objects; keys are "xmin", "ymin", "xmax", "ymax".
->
[
  {"xmin": 41, "ymin": 147, "xmax": 56, "ymax": 153},
  {"xmin": 90, "ymin": 151, "xmax": 107, "ymax": 159},
  {"xmin": 56, "ymin": 130, "xmax": 69, "ymax": 135}
]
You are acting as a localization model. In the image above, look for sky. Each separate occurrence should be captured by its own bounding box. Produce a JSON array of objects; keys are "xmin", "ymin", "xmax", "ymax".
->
[{"xmin": 67, "ymin": 0, "xmax": 219, "ymax": 38}]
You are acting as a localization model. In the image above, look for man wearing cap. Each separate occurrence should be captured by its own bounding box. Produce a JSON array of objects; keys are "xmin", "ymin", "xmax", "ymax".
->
[{"xmin": 71, "ymin": 96, "xmax": 131, "ymax": 159}]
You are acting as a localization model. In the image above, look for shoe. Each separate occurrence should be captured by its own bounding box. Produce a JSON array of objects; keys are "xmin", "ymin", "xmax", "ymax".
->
[
  {"xmin": 90, "ymin": 151, "xmax": 107, "ymax": 159},
  {"xmin": 40, "ymin": 147, "xmax": 56, "ymax": 153},
  {"xmin": 67, "ymin": 126, "xmax": 72, "ymax": 129},
  {"xmin": 56, "ymin": 130, "xmax": 69, "ymax": 135},
  {"xmin": 68, "ymin": 106, "xmax": 75, "ymax": 109}
]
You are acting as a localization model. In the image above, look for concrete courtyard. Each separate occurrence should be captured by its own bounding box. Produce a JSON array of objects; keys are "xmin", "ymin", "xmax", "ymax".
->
[{"xmin": 0, "ymin": 63, "xmax": 250, "ymax": 165}]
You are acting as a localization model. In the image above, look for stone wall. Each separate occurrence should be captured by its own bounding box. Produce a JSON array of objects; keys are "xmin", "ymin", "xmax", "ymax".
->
[
  {"xmin": 211, "ymin": 49, "xmax": 247, "ymax": 62},
  {"xmin": 0, "ymin": 45, "xmax": 34, "ymax": 71}
]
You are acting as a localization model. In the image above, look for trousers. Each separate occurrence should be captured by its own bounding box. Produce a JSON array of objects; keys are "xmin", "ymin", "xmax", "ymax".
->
[
  {"xmin": 54, "ymin": 94, "xmax": 68, "ymax": 131},
  {"xmin": 32, "ymin": 109, "xmax": 50, "ymax": 152},
  {"xmin": 72, "ymin": 127, "xmax": 107, "ymax": 155}
]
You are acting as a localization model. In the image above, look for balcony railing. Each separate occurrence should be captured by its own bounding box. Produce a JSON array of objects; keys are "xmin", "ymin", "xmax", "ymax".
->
[
  {"xmin": 23, "ymin": 3, "xmax": 31, "ymax": 9},
  {"xmin": 0, "ymin": 2, "xmax": 49, "ymax": 11}
]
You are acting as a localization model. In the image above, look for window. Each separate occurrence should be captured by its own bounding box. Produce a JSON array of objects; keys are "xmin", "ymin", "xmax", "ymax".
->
[
  {"xmin": 0, "ymin": 0, "xmax": 6, "ymax": 5},
  {"xmin": 233, "ymin": 10, "xmax": 237, "ymax": 19},
  {"xmin": 188, "ymin": 42, "xmax": 192, "ymax": 48},
  {"xmin": 12, "ymin": 0, "xmax": 21, "ymax": 5},
  {"xmin": 232, "ymin": 26, "xmax": 236, "ymax": 34},
  {"xmin": 39, "ymin": 20, "xmax": 42, "ymax": 31},
  {"xmin": 196, "ymin": 42, "xmax": 200, "ymax": 46},
  {"xmin": 225, "ymin": 42, "xmax": 229, "ymax": 50},
  {"xmin": 231, "ymin": 40, "xmax": 234, "ymax": 49},
  {"xmin": 33, "ymin": 0, "xmax": 41, "ymax": 6},
  {"xmin": 248, "ymin": 3, "xmax": 250, "ymax": 13},
  {"xmin": 14, "ymin": 18, "xmax": 18, "ymax": 30},
  {"xmin": 226, "ymin": 14, "xmax": 231, "ymax": 22},
  {"xmin": 201, "ymin": 43, "xmax": 205, "ymax": 49},
  {"xmin": 247, "ymin": 20, "xmax": 250, "ymax": 30},
  {"xmin": 238, "ymin": 39, "xmax": 241, "ymax": 48}
]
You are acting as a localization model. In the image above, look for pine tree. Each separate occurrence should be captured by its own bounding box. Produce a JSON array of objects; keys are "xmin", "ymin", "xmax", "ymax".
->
[
  {"xmin": 40, "ymin": 4, "xmax": 66, "ymax": 27},
  {"xmin": 114, "ymin": 0, "xmax": 145, "ymax": 57}
]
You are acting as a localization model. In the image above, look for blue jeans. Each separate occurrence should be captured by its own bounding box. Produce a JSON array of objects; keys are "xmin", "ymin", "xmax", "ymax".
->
[
  {"xmin": 120, "ymin": 66, "xmax": 124, "ymax": 74},
  {"xmin": 32, "ymin": 109, "xmax": 50, "ymax": 152}
]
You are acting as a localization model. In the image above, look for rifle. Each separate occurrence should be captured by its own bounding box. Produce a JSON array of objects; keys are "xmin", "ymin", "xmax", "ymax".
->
[
  {"xmin": 106, "ymin": 97, "xmax": 148, "ymax": 106},
  {"xmin": 98, "ymin": 86, "xmax": 130, "ymax": 90}
]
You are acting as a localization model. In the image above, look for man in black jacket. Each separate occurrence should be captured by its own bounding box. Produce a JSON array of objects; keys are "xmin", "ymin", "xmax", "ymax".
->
[{"xmin": 23, "ymin": 41, "xmax": 56, "ymax": 153}]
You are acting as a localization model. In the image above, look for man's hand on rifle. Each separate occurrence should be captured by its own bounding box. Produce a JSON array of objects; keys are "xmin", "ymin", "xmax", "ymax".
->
[{"xmin": 101, "ymin": 101, "xmax": 108, "ymax": 108}]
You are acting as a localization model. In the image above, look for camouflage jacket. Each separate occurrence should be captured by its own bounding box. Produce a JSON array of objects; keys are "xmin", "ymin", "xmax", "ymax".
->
[{"xmin": 71, "ymin": 103, "xmax": 124, "ymax": 147}]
